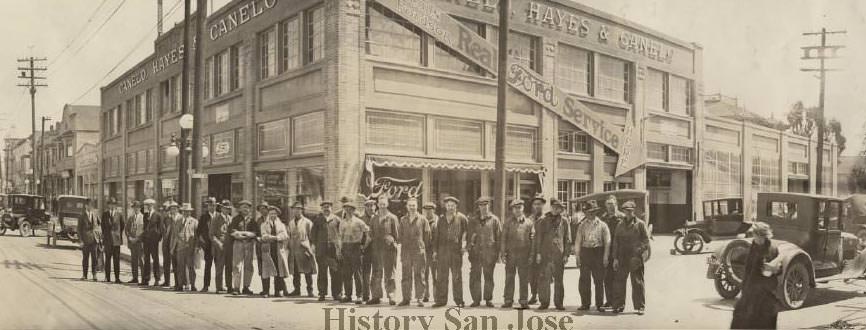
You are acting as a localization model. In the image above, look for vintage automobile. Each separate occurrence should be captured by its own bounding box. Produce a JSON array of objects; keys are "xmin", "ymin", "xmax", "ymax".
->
[
  {"xmin": 46, "ymin": 195, "xmax": 88, "ymax": 246},
  {"xmin": 706, "ymin": 192, "xmax": 863, "ymax": 309},
  {"xmin": 0, "ymin": 194, "xmax": 49, "ymax": 237},
  {"xmin": 672, "ymin": 197, "xmax": 752, "ymax": 254},
  {"xmin": 572, "ymin": 189, "xmax": 653, "ymax": 260}
]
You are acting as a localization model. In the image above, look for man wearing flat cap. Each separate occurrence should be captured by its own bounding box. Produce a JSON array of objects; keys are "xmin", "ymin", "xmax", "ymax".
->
[
  {"xmin": 610, "ymin": 199, "xmax": 650, "ymax": 315},
  {"xmin": 599, "ymin": 195, "xmax": 625, "ymax": 310},
  {"xmin": 357, "ymin": 198, "xmax": 377, "ymax": 303},
  {"xmin": 533, "ymin": 198, "xmax": 571, "ymax": 310},
  {"xmin": 311, "ymin": 200, "xmax": 342, "ymax": 301},
  {"xmin": 468, "ymin": 197, "xmax": 502, "ymax": 308},
  {"xmin": 228, "ymin": 200, "xmax": 258, "ymax": 295},
  {"xmin": 421, "ymin": 201, "xmax": 438, "ymax": 303},
  {"xmin": 160, "ymin": 200, "xmax": 179, "ymax": 287},
  {"xmin": 174, "ymin": 203, "xmax": 198, "ymax": 291},
  {"xmin": 574, "ymin": 200, "xmax": 610, "ymax": 312},
  {"xmin": 432, "ymin": 196, "xmax": 469, "ymax": 308},
  {"xmin": 286, "ymin": 201, "xmax": 315, "ymax": 297},
  {"xmin": 397, "ymin": 198, "xmax": 431, "ymax": 307},
  {"xmin": 208, "ymin": 199, "xmax": 232, "ymax": 293},
  {"xmin": 126, "ymin": 200, "xmax": 145, "ymax": 284},
  {"xmin": 501, "ymin": 199, "xmax": 534, "ymax": 309},
  {"xmin": 140, "ymin": 199, "xmax": 163, "ymax": 286},
  {"xmin": 525, "ymin": 194, "xmax": 547, "ymax": 305},
  {"xmin": 368, "ymin": 194, "xmax": 400, "ymax": 306},
  {"xmin": 196, "ymin": 197, "xmax": 217, "ymax": 292}
]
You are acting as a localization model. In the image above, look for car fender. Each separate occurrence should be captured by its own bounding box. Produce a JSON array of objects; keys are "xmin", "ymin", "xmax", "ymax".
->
[{"xmin": 774, "ymin": 241, "xmax": 816, "ymax": 288}]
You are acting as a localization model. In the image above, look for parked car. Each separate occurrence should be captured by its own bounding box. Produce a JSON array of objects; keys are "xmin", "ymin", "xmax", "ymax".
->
[
  {"xmin": 46, "ymin": 195, "xmax": 88, "ymax": 246},
  {"xmin": 0, "ymin": 194, "xmax": 49, "ymax": 237},
  {"xmin": 672, "ymin": 197, "xmax": 752, "ymax": 254},
  {"xmin": 706, "ymin": 192, "xmax": 862, "ymax": 309}
]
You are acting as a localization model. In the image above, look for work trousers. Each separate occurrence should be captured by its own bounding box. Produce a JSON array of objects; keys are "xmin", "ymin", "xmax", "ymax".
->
[
  {"xmin": 81, "ymin": 243, "xmax": 98, "ymax": 278},
  {"xmin": 128, "ymin": 241, "xmax": 143, "ymax": 281},
  {"xmin": 316, "ymin": 244, "xmax": 341, "ymax": 299},
  {"xmin": 262, "ymin": 277, "xmax": 286, "ymax": 295},
  {"xmin": 400, "ymin": 251, "xmax": 426, "ymax": 302},
  {"xmin": 104, "ymin": 245, "xmax": 121, "ymax": 281},
  {"xmin": 142, "ymin": 240, "xmax": 161, "ymax": 283},
  {"xmin": 503, "ymin": 260, "xmax": 530, "ymax": 305},
  {"xmin": 424, "ymin": 251, "xmax": 436, "ymax": 301},
  {"xmin": 603, "ymin": 260, "xmax": 616, "ymax": 305},
  {"xmin": 578, "ymin": 247, "xmax": 606, "ymax": 307},
  {"xmin": 614, "ymin": 263, "xmax": 646, "ymax": 310},
  {"xmin": 341, "ymin": 243, "xmax": 363, "ymax": 300},
  {"xmin": 224, "ymin": 242, "xmax": 233, "ymax": 289},
  {"xmin": 211, "ymin": 243, "xmax": 226, "ymax": 290},
  {"xmin": 360, "ymin": 249, "xmax": 373, "ymax": 300},
  {"xmin": 370, "ymin": 244, "xmax": 397, "ymax": 300},
  {"xmin": 200, "ymin": 242, "xmax": 213, "ymax": 289},
  {"xmin": 292, "ymin": 263, "xmax": 314, "ymax": 293},
  {"xmin": 469, "ymin": 260, "xmax": 496, "ymax": 303},
  {"xmin": 162, "ymin": 243, "xmax": 175, "ymax": 285},
  {"xmin": 232, "ymin": 240, "xmax": 255, "ymax": 290},
  {"xmin": 175, "ymin": 247, "xmax": 196, "ymax": 288},
  {"xmin": 537, "ymin": 260, "xmax": 565, "ymax": 308},
  {"xmin": 434, "ymin": 250, "xmax": 464, "ymax": 305}
]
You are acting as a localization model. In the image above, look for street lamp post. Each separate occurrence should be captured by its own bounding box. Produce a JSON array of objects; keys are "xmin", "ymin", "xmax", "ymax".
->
[{"xmin": 166, "ymin": 114, "xmax": 208, "ymax": 204}]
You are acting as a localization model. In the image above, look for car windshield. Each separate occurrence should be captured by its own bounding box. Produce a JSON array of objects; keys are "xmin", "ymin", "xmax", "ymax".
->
[
  {"xmin": 58, "ymin": 200, "xmax": 85, "ymax": 214},
  {"xmin": 10, "ymin": 196, "xmax": 29, "ymax": 207}
]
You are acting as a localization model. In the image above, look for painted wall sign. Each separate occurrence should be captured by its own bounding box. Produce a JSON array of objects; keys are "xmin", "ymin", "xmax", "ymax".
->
[
  {"xmin": 118, "ymin": 42, "xmax": 186, "ymax": 95},
  {"xmin": 119, "ymin": 68, "xmax": 148, "ymax": 94},
  {"xmin": 377, "ymin": 0, "xmax": 646, "ymax": 176},
  {"xmin": 370, "ymin": 176, "xmax": 423, "ymax": 201},
  {"xmin": 209, "ymin": 0, "xmax": 278, "ymax": 41}
]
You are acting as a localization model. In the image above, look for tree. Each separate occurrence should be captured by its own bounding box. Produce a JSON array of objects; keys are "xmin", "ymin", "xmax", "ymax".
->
[
  {"xmin": 784, "ymin": 101, "xmax": 846, "ymax": 157},
  {"xmin": 850, "ymin": 122, "xmax": 866, "ymax": 193}
]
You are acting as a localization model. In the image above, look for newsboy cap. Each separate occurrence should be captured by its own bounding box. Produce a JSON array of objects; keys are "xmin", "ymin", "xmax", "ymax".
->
[
  {"xmin": 422, "ymin": 202, "xmax": 436, "ymax": 210},
  {"xmin": 475, "ymin": 197, "xmax": 492, "ymax": 205},
  {"xmin": 621, "ymin": 200, "xmax": 637, "ymax": 210},
  {"xmin": 510, "ymin": 199, "xmax": 525, "ymax": 208},
  {"xmin": 443, "ymin": 196, "xmax": 460, "ymax": 204}
]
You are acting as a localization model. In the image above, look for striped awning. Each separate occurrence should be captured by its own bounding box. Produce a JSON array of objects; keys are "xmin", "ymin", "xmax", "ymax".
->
[{"xmin": 366, "ymin": 155, "xmax": 546, "ymax": 174}]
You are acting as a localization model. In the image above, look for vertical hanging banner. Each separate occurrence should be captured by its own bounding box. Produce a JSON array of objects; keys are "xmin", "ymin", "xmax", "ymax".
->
[{"xmin": 374, "ymin": 0, "xmax": 645, "ymax": 176}]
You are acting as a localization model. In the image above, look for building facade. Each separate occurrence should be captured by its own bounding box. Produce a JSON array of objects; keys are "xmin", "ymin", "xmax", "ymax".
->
[
  {"xmin": 42, "ymin": 104, "xmax": 101, "ymax": 199},
  {"xmin": 98, "ymin": 0, "xmax": 835, "ymax": 231},
  {"xmin": 4, "ymin": 138, "xmax": 30, "ymax": 194}
]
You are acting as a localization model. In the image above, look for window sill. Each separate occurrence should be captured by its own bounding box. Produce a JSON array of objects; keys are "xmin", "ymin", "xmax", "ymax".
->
[
  {"xmin": 557, "ymin": 152, "xmax": 592, "ymax": 161},
  {"xmin": 649, "ymin": 110, "xmax": 693, "ymax": 122},
  {"xmin": 256, "ymin": 62, "xmax": 325, "ymax": 91},
  {"xmin": 204, "ymin": 90, "xmax": 243, "ymax": 107},
  {"xmin": 127, "ymin": 122, "xmax": 154, "ymax": 134}
]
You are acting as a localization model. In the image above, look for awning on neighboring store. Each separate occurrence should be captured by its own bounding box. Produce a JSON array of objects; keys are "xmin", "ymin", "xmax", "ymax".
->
[{"xmin": 365, "ymin": 155, "xmax": 546, "ymax": 174}]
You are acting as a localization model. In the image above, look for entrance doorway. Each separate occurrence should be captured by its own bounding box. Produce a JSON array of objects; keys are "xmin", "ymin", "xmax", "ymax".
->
[
  {"xmin": 431, "ymin": 169, "xmax": 482, "ymax": 216},
  {"xmin": 647, "ymin": 168, "xmax": 693, "ymax": 233},
  {"xmin": 208, "ymin": 174, "xmax": 232, "ymax": 204},
  {"xmin": 788, "ymin": 179, "xmax": 809, "ymax": 193}
]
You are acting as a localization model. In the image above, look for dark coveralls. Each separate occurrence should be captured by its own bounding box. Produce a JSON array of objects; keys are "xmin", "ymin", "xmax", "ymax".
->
[
  {"xmin": 423, "ymin": 214, "xmax": 438, "ymax": 301},
  {"xmin": 600, "ymin": 210, "xmax": 623, "ymax": 305},
  {"xmin": 501, "ymin": 214, "xmax": 534, "ymax": 305},
  {"xmin": 432, "ymin": 212, "xmax": 468, "ymax": 305},
  {"xmin": 311, "ymin": 213, "xmax": 341, "ymax": 299},
  {"xmin": 731, "ymin": 240, "xmax": 781, "ymax": 329},
  {"xmin": 370, "ymin": 211, "xmax": 399, "ymax": 301},
  {"xmin": 141, "ymin": 210, "xmax": 162, "ymax": 284},
  {"xmin": 468, "ymin": 214, "xmax": 501, "ymax": 304},
  {"xmin": 398, "ymin": 212, "xmax": 431, "ymax": 302},
  {"xmin": 611, "ymin": 215, "xmax": 650, "ymax": 311},
  {"xmin": 533, "ymin": 212, "xmax": 571, "ymax": 308}
]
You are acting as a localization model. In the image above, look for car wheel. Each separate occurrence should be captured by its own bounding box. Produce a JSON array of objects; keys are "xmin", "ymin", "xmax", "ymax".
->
[
  {"xmin": 781, "ymin": 261, "xmax": 811, "ymax": 310},
  {"xmin": 19, "ymin": 220, "xmax": 32, "ymax": 237},
  {"xmin": 0, "ymin": 227, "xmax": 5, "ymax": 236},
  {"xmin": 674, "ymin": 232, "xmax": 704, "ymax": 254},
  {"xmin": 714, "ymin": 265, "xmax": 741, "ymax": 299}
]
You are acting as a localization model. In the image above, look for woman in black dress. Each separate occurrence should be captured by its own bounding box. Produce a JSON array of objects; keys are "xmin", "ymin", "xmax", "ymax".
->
[{"xmin": 731, "ymin": 222, "xmax": 782, "ymax": 329}]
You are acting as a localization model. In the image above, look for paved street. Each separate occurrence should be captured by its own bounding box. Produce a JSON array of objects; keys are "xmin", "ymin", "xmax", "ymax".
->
[{"xmin": 0, "ymin": 232, "xmax": 863, "ymax": 329}]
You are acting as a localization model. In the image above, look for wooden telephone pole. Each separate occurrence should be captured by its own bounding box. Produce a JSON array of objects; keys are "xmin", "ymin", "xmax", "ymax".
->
[
  {"xmin": 801, "ymin": 28, "xmax": 845, "ymax": 195},
  {"xmin": 17, "ymin": 56, "xmax": 48, "ymax": 195}
]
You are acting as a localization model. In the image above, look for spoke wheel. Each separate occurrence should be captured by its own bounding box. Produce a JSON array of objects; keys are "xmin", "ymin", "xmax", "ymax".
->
[
  {"xmin": 781, "ymin": 262, "xmax": 811, "ymax": 310},
  {"xmin": 674, "ymin": 232, "xmax": 705, "ymax": 254},
  {"xmin": 0, "ymin": 227, "xmax": 5, "ymax": 236},
  {"xmin": 714, "ymin": 265, "xmax": 741, "ymax": 299}
]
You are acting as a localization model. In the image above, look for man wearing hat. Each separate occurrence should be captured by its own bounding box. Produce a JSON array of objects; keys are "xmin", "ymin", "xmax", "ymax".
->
[
  {"xmin": 574, "ymin": 200, "xmax": 611, "ymax": 312},
  {"xmin": 208, "ymin": 200, "xmax": 232, "ymax": 293},
  {"xmin": 397, "ymin": 198, "xmax": 431, "ymax": 307},
  {"xmin": 254, "ymin": 201, "xmax": 270, "ymax": 291},
  {"xmin": 197, "ymin": 197, "xmax": 217, "ymax": 292},
  {"xmin": 358, "ymin": 198, "xmax": 378, "ymax": 303},
  {"xmin": 77, "ymin": 199, "xmax": 100, "ymax": 281},
  {"xmin": 174, "ymin": 203, "xmax": 199, "ymax": 291},
  {"xmin": 140, "ymin": 199, "xmax": 163, "ymax": 286},
  {"xmin": 161, "ymin": 200, "xmax": 179, "ymax": 287},
  {"xmin": 125, "ymin": 200, "xmax": 145, "ymax": 284},
  {"xmin": 599, "ymin": 195, "xmax": 624, "ymax": 309},
  {"xmin": 526, "ymin": 194, "xmax": 547, "ymax": 305},
  {"xmin": 421, "ymin": 201, "xmax": 438, "ymax": 303},
  {"xmin": 501, "ymin": 199, "xmax": 534, "ymax": 309},
  {"xmin": 611, "ymin": 200, "xmax": 650, "ymax": 315},
  {"xmin": 286, "ymin": 201, "xmax": 315, "ymax": 297},
  {"xmin": 533, "ymin": 198, "xmax": 571, "ymax": 310},
  {"xmin": 368, "ymin": 194, "xmax": 400, "ymax": 306},
  {"xmin": 229, "ymin": 200, "xmax": 258, "ymax": 295},
  {"xmin": 431, "ymin": 196, "xmax": 469, "ymax": 308},
  {"xmin": 101, "ymin": 199, "xmax": 124, "ymax": 283},
  {"xmin": 338, "ymin": 198, "xmax": 370, "ymax": 303},
  {"xmin": 311, "ymin": 200, "xmax": 342, "ymax": 301},
  {"xmin": 259, "ymin": 205, "xmax": 290, "ymax": 297},
  {"xmin": 467, "ymin": 197, "xmax": 502, "ymax": 308}
]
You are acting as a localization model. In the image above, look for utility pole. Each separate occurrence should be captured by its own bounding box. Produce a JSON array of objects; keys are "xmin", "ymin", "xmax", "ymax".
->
[
  {"xmin": 493, "ymin": 0, "xmax": 510, "ymax": 218},
  {"xmin": 17, "ymin": 56, "xmax": 48, "ymax": 195},
  {"xmin": 179, "ymin": 0, "xmax": 191, "ymax": 204},
  {"xmin": 191, "ymin": 0, "xmax": 207, "ymax": 214},
  {"xmin": 39, "ymin": 116, "xmax": 51, "ymax": 197},
  {"xmin": 801, "ymin": 28, "xmax": 845, "ymax": 195}
]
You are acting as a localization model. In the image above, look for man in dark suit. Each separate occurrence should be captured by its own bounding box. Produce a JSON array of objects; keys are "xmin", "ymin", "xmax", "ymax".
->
[
  {"xmin": 101, "ymin": 199, "xmax": 124, "ymax": 283},
  {"xmin": 197, "ymin": 197, "xmax": 217, "ymax": 292},
  {"xmin": 141, "ymin": 199, "xmax": 163, "ymax": 286},
  {"xmin": 78, "ymin": 199, "xmax": 100, "ymax": 281}
]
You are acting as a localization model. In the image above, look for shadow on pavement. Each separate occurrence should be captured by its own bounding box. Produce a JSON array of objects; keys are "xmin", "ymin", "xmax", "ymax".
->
[
  {"xmin": 803, "ymin": 287, "xmax": 864, "ymax": 309},
  {"xmin": 693, "ymin": 297, "xmax": 735, "ymax": 311},
  {"xmin": 37, "ymin": 243, "xmax": 78, "ymax": 251}
]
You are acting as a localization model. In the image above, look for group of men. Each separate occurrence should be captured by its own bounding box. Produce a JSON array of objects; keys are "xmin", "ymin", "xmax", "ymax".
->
[{"xmin": 76, "ymin": 192, "xmax": 650, "ymax": 314}]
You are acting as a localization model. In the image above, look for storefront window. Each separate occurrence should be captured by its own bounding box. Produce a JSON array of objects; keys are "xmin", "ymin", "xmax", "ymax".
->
[
  {"xmin": 257, "ymin": 171, "xmax": 289, "ymax": 210},
  {"xmin": 258, "ymin": 119, "xmax": 290, "ymax": 156},
  {"xmin": 296, "ymin": 167, "xmax": 325, "ymax": 210},
  {"xmin": 702, "ymin": 149, "xmax": 742, "ymax": 200},
  {"xmin": 647, "ymin": 143, "xmax": 667, "ymax": 161},
  {"xmin": 431, "ymin": 169, "xmax": 481, "ymax": 216},
  {"xmin": 293, "ymin": 111, "xmax": 325, "ymax": 154},
  {"xmin": 670, "ymin": 146, "xmax": 693, "ymax": 164},
  {"xmin": 366, "ymin": 112, "xmax": 425, "ymax": 153},
  {"xmin": 555, "ymin": 44, "xmax": 591, "ymax": 95},
  {"xmin": 364, "ymin": 167, "xmax": 422, "ymax": 217},
  {"xmin": 434, "ymin": 119, "xmax": 483, "ymax": 157},
  {"xmin": 365, "ymin": 3, "xmax": 423, "ymax": 65},
  {"xmin": 596, "ymin": 55, "xmax": 630, "ymax": 103}
]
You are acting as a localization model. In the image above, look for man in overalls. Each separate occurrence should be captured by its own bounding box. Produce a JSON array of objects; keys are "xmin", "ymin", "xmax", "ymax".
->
[
  {"xmin": 431, "ymin": 196, "xmax": 468, "ymax": 308},
  {"xmin": 468, "ymin": 197, "xmax": 501, "ymax": 308}
]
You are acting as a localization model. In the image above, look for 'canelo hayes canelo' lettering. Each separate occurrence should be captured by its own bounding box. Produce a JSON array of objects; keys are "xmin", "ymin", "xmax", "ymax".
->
[{"xmin": 209, "ymin": 0, "xmax": 277, "ymax": 41}]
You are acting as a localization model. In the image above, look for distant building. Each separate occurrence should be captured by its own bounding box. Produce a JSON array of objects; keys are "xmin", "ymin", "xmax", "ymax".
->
[
  {"xmin": 838, "ymin": 155, "xmax": 865, "ymax": 197},
  {"xmin": 42, "ymin": 104, "xmax": 101, "ymax": 198}
]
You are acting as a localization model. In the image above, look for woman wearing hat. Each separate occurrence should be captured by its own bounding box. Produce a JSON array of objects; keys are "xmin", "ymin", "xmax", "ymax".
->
[
  {"xmin": 731, "ymin": 222, "xmax": 782, "ymax": 329},
  {"xmin": 259, "ymin": 205, "xmax": 290, "ymax": 297}
]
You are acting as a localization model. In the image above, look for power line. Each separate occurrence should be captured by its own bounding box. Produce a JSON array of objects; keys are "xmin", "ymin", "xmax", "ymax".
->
[
  {"xmin": 16, "ymin": 56, "xmax": 48, "ymax": 194},
  {"xmin": 48, "ymin": 0, "xmax": 112, "ymax": 67},
  {"xmin": 72, "ymin": 0, "xmax": 183, "ymax": 104},
  {"xmin": 54, "ymin": 0, "xmax": 128, "ymax": 71}
]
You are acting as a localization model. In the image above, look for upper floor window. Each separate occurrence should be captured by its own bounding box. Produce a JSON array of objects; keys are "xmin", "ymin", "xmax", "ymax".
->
[
  {"xmin": 365, "ymin": 3, "xmax": 423, "ymax": 65},
  {"xmin": 433, "ymin": 18, "xmax": 483, "ymax": 74},
  {"xmin": 489, "ymin": 29, "xmax": 540, "ymax": 72},
  {"xmin": 596, "ymin": 55, "xmax": 630, "ymax": 103},
  {"xmin": 555, "ymin": 44, "xmax": 591, "ymax": 96},
  {"xmin": 558, "ymin": 129, "xmax": 590, "ymax": 154},
  {"xmin": 646, "ymin": 68, "xmax": 692, "ymax": 116},
  {"xmin": 207, "ymin": 44, "xmax": 242, "ymax": 98},
  {"xmin": 259, "ymin": 27, "xmax": 277, "ymax": 79},
  {"xmin": 306, "ymin": 5, "xmax": 324, "ymax": 63},
  {"xmin": 279, "ymin": 17, "xmax": 301, "ymax": 72}
]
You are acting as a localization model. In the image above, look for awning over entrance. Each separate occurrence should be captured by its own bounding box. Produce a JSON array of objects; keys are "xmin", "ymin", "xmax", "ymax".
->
[{"xmin": 365, "ymin": 155, "xmax": 546, "ymax": 175}]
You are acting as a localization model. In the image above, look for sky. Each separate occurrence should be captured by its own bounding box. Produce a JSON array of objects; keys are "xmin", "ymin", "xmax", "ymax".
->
[{"xmin": 0, "ymin": 0, "xmax": 864, "ymax": 154}]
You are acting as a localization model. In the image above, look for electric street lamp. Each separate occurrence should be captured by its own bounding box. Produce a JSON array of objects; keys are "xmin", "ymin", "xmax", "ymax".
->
[{"xmin": 167, "ymin": 114, "xmax": 208, "ymax": 204}]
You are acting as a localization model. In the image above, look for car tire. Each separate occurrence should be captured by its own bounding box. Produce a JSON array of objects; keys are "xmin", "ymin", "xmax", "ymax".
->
[
  {"xmin": 0, "ymin": 227, "xmax": 5, "ymax": 236},
  {"xmin": 714, "ymin": 265, "xmax": 741, "ymax": 299},
  {"xmin": 674, "ymin": 232, "xmax": 704, "ymax": 254},
  {"xmin": 781, "ymin": 261, "xmax": 811, "ymax": 310},
  {"xmin": 19, "ymin": 220, "xmax": 32, "ymax": 237}
]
